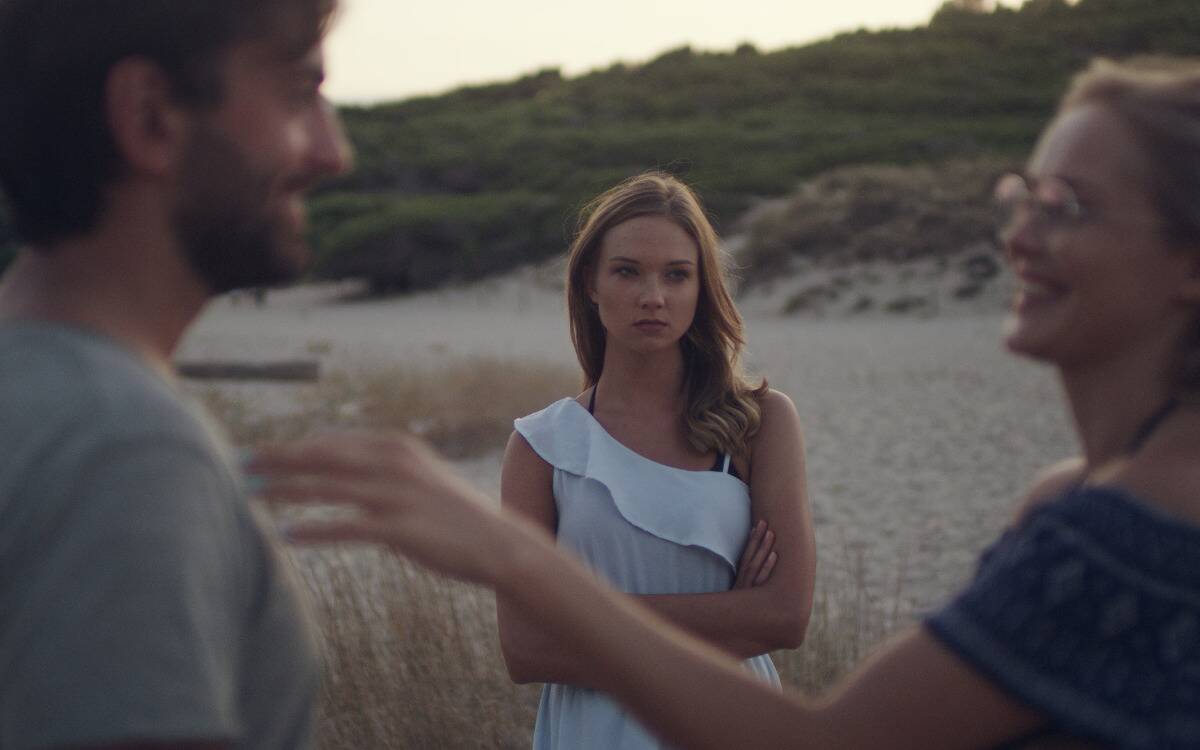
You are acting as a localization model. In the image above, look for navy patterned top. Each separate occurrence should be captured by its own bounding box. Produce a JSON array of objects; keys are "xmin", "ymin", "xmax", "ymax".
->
[{"xmin": 926, "ymin": 486, "xmax": 1200, "ymax": 749}]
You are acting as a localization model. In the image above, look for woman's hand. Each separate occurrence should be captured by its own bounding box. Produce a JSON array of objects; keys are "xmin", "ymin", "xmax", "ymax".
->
[
  {"xmin": 247, "ymin": 431, "xmax": 541, "ymax": 588},
  {"xmin": 733, "ymin": 520, "xmax": 777, "ymax": 589}
]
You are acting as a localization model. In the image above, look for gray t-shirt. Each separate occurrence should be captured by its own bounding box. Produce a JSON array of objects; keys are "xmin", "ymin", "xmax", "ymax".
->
[{"xmin": 0, "ymin": 322, "xmax": 319, "ymax": 749}]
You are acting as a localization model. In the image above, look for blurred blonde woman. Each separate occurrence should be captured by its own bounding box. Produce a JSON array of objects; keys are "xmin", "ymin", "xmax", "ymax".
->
[
  {"xmin": 254, "ymin": 58, "xmax": 1200, "ymax": 749},
  {"xmin": 498, "ymin": 172, "xmax": 815, "ymax": 748}
]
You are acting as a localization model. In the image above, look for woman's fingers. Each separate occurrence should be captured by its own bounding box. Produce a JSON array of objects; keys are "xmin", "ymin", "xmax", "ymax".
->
[
  {"xmin": 249, "ymin": 430, "xmax": 431, "ymax": 483},
  {"xmin": 734, "ymin": 520, "xmax": 767, "ymax": 588},
  {"xmin": 736, "ymin": 528, "xmax": 775, "ymax": 589},
  {"xmin": 248, "ymin": 432, "xmax": 465, "ymax": 516},
  {"xmin": 258, "ymin": 475, "xmax": 407, "ymax": 514},
  {"xmin": 752, "ymin": 551, "xmax": 778, "ymax": 587},
  {"xmin": 246, "ymin": 432, "xmax": 523, "ymax": 587},
  {"xmin": 748, "ymin": 529, "xmax": 775, "ymax": 583},
  {"xmin": 739, "ymin": 521, "xmax": 766, "ymax": 568},
  {"xmin": 736, "ymin": 522, "xmax": 777, "ymax": 589}
]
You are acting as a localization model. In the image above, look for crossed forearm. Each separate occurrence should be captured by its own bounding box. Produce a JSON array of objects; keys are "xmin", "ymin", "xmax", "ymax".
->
[
  {"xmin": 499, "ymin": 583, "xmax": 804, "ymax": 686},
  {"xmin": 493, "ymin": 526, "xmax": 825, "ymax": 749}
]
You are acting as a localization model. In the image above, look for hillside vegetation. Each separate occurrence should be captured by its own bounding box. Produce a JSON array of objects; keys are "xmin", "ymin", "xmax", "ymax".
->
[{"xmin": 1, "ymin": 0, "xmax": 1196, "ymax": 289}]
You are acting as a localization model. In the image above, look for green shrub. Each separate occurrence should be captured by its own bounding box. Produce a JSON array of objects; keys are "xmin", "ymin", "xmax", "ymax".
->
[
  {"xmin": 309, "ymin": 192, "xmax": 570, "ymax": 293},
  {"xmin": 308, "ymin": 0, "xmax": 1197, "ymax": 292}
]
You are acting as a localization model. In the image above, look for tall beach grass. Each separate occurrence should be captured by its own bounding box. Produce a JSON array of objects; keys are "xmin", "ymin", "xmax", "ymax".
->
[
  {"xmin": 195, "ymin": 356, "xmax": 908, "ymax": 748},
  {"xmin": 289, "ymin": 547, "xmax": 905, "ymax": 749}
]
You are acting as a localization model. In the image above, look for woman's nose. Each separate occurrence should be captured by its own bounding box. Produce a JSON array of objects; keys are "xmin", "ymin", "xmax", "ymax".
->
[
  {"xmin": 1001, "ymin": 211, "xmax": 1045, "ymax": 265},
  {"xmin": 639, "ymin": 278, "xmax": 665, "ymax": 307}
]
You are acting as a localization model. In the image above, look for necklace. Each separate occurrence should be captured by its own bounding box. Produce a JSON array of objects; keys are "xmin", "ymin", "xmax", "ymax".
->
[
  {"xmin": 1081, "ymin": 397, "xmax": 1179, "ymax": 488},
  {"xmin": 1125, "ymin": 397, "xmax": 1179, "ymax": 454}
]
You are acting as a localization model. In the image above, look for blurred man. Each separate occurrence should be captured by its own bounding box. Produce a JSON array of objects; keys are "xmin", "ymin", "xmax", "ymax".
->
[{"xmin": 0, "ymin": 1, "xmax": 351, "ymax": 747}]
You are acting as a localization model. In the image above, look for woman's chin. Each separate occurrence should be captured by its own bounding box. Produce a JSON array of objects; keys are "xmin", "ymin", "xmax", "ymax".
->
[{"xmin": 1003, "ymin": 315, "xmax": 1060, "ymax": 364}]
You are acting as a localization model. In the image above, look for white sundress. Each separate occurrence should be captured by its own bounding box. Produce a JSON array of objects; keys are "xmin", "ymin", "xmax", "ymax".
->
[{"xmin": 513, "ymin": 397, "xmax": 780, "ymax": 750}]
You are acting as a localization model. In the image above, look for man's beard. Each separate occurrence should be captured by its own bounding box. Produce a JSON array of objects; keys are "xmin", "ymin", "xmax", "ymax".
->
[{"xmin": 172, "ymin": 125, "xmax": 308, "ymax": 295}]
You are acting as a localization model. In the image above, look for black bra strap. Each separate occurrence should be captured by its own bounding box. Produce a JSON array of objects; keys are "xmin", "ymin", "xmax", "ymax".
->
[{"xmin": 588, "ymin": 386, "xmax": 597, "ymax": 415}]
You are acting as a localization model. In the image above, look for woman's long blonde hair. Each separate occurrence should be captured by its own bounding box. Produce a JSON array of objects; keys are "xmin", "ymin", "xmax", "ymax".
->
[{"xmin": 566, "ymin": 172, "xmax": 767, "ymax": 456}]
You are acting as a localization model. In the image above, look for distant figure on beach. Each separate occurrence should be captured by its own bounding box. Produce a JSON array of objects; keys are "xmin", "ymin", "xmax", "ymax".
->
[
  {"xmin": 0, "ymin": 0, "xmax": 350, "ymax": 747},
  {"xmin": 253, "ymin": 57, "xmax": 1200, "ymax": 748},
  {"xmin": 497, "ymin": 172, "xmax": 815, "ymax": 748}
]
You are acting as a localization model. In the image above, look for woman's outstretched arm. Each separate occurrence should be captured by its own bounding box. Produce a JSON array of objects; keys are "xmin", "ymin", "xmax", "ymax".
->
[
  {"xmin": 499, "ymin": 538, "xmax": 1044, "ymax": 750},
  {"xmin": 252, "ymin": 433, "xmax": 1043, "ymax": 749}
]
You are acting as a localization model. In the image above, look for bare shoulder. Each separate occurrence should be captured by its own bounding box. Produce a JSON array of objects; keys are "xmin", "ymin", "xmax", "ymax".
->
[
  {"xmin": 503, "ymin": 429, "xmax": 550, "ymax": 471},
  {"xmin": 501, "ymin": 430, "xmax": 556, "ymax": 526},
  {"xmin": 1010, "ymin": 457, "xmax": 1085, "ymax": 525},
  {"xmin": 502, "ymin": 430, "xmax": 553, "ymax": 500},
  {"xmin": 756, "ymin": 388, "xmax": 802, "ymax": 435},
  {"xmin": 746, "ymin": 388, "xmax": 804, "ymax": 471}
]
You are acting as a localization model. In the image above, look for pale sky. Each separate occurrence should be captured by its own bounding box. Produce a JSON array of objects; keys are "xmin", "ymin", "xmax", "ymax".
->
[{"xmin": 324, "ymin": 0, "xmax": 1014, "ymax": 104}]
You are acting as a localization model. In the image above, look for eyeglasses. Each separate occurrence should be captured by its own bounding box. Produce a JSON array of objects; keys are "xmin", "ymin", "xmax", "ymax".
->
[{"xmin": 992, "ymin": 172, "xmax": 1088, "ymax": 240}]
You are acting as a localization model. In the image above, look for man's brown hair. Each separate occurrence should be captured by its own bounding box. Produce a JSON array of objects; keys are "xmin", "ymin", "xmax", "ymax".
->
[{"xmin": 0, "ymin": 0, "xmax": 338, "ymax": 246}]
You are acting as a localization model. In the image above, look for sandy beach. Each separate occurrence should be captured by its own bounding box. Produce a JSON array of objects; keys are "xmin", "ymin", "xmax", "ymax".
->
[{"xmin": 181, "ymin": 268, "xmax": 1076, "ymax": 616}]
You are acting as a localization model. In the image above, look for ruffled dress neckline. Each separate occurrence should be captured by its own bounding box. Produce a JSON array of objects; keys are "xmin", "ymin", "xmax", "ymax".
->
[
  {"xmin": 515, "ymin": 398, "xmax": 751, "ymax": 571},
  {"xmin": 567, "ymin": 398, "xmax": 746, "ymax": 483}
]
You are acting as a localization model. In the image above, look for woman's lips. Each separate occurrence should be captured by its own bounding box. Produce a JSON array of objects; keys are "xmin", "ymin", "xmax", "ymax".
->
[
  {"xmin": 633, "ymin": 319, "xmax": 669, "ymax": 332},
  {"xmin": 1012, "ymin": 271, "xmax": 1065, "ymax": 312}
]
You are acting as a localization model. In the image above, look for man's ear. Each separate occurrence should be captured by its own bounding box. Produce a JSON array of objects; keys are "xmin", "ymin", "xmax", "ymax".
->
[{"xmin": 105, "ymin": 58, "xmax": 188, "ymax": 176}]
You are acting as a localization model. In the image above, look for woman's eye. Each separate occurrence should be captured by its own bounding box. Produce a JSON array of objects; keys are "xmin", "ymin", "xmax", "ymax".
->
[
  {"xmin": 615, "ymin": 267, "xmax": 636, "ymax": 277},
  {"xmin": 667, "ymin": 270, "xmax": 691, "ymax": 281}
]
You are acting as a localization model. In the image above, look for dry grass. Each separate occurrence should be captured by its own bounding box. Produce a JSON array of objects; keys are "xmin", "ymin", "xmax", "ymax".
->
[
  {"xmin": 289, "ymin": 549, "xmax": 541, "ymax": 749},
  {"xmin": 774, "ymin": 539, "xmax": 909, "ymax": 695},
  {"xmin": 198, "ymin": 355, "xmax": 580, "ymax": 458},
  {"xmin": 287, "ymin": 544, "xmax": 904, "ymax": 749},
  {"xmin": 197, "ymin": 356, "xmax": 906, "ymax": 747}
]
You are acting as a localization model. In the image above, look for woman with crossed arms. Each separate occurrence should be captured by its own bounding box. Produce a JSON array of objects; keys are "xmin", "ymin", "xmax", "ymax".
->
[{"xmin": 500, "ymin": 172, "xmax": 814, "ymax": 748}]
